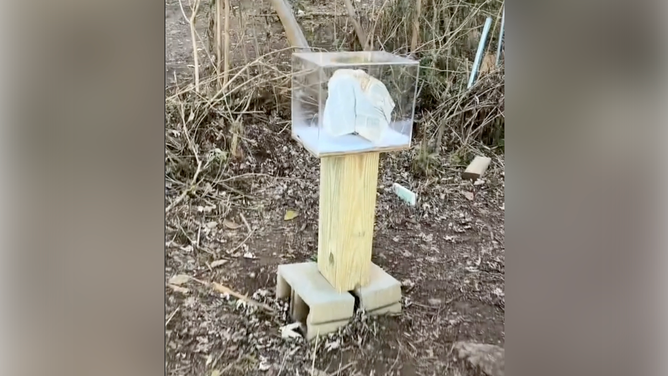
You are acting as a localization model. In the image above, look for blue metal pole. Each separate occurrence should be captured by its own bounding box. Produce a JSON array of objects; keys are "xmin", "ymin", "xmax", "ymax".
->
[
  {"xmin": 495, "ymin": 7, "xmax": 505, "ymax": 66},
  {"xmin": 468, "ymin": 16, "xmax": 493, "ymax": 89}
]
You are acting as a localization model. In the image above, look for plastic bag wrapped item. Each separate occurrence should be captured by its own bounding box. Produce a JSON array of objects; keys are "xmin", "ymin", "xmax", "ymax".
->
[
  {"xmin": 322, "ymin": 69, "xmax": 395, "ymax": 144},
  {"xmin": 322, "ymin": 70, "xmax": 357, "ymax": 136}
]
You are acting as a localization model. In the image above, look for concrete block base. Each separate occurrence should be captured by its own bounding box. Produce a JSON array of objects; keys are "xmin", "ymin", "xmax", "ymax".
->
[
  {"xmin": 276, "ymin": 262, "xmax": 402, "ymax": 340},
  {"xmin": 368, "ymin": 301, "xmax": 402, "ymax": 316},
  {"xmin": 353, "ymin": 263, "xmax": 402, "ymax": 313},
  {"xmin": 277, "ymin": 262, "xmax": 355, "ymax": 340}
]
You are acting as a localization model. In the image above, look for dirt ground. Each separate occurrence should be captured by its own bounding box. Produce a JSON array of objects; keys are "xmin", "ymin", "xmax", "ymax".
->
[{"xmin": 165, "ymin": 1, "xmax": 505, "ymax": 375}]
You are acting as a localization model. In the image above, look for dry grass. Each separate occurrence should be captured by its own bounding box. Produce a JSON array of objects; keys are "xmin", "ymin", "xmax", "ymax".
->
[
  {"xmin": 164, "ymin": 0, "xmax": 505, "ymax": 251},
  {"xmin": 166, "ymin": 0, "xmax": 504, "ymax": 198},
  {"xmin": 164, "ymin": 0, "xmax": 506, "ymax": 262},
  {"xmin": 165, "ymin": 44, "xmax": 297, "ymax": 217},
  {"xmin": 369, "ymin": 0, "xmax": 505, "ymax": 159}
]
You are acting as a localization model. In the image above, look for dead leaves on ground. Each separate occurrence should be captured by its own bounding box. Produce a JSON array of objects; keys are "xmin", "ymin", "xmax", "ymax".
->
[
  {"xmin": 210, "ymin": 259, "xmax": 229, "ymax": 268},
  {"xmin": 169, "ymin": 274, "xmax": 190, "ymax": 285},
  {"xmin": 168, "ymin": 274, "xmax": 191, "ymax": 294},
  {"xmin": 284, "ymin": 210, "xmax": 298, "ymax": 221},
  {"xmin": 280, "ymin": 322, "xmax": 302, "ymax": 339},
  {"xmin": 223, "ymin": 219, "xmax": 243, "ymax": 229},
  {"xmin": 211, "ymin": 282, "xmax": 275, "ymax": 312},
  {"xmin": 167, "ymin": 273, "xmax": 275, "ymax": 313},
  {"xmin": 168, "ymin": 284, "xmax": 190, "ymax": 294}
]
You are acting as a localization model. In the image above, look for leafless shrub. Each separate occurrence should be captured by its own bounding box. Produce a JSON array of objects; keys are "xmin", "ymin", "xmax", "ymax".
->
[{"xmin": 166, "ymin": 0, "xmax": 505, "ymax": 210}]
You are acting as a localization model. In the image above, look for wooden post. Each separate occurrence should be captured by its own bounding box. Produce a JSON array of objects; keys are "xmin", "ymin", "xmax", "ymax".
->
[{"xmin": 318, "ymin": 152, "xmax": 380, "ymax": 292}]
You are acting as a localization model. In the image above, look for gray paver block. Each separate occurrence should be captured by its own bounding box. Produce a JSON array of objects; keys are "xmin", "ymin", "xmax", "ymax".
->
[
  {"xmin": 306, "ymin": 319, "xmax": 349, "ymax": 341},
  {"xmin": 353, "ymin": 263, "xmax": 402, "ymax": 312},
  {"xmin": 276, "ymin": 262, "xmax": 355, "ymax": 327}
]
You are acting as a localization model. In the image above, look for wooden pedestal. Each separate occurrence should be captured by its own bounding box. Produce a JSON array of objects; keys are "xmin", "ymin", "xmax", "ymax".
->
[{"xmin": 317, "ymin": 152, "xmax": 380, "ymax": 292}]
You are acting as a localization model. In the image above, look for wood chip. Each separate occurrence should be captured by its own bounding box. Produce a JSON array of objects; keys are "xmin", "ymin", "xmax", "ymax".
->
[
  {"xmin": 462, "ymin": 156, "xmax": 492, "ymax": 181},
  {"xmin": 223, "ymin": 219, "xmax": 243, "ymax": 229}
]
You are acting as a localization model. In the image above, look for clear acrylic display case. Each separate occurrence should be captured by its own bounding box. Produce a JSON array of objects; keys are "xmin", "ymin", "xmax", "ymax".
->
[{"xmin": 291, "ymin": 51, "xmax": 419, "ymax": 157}]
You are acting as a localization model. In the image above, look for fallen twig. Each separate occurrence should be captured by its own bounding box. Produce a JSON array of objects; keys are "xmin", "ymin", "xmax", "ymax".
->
[
  {"xmin": 211, "ymin": 281, "xmax": 276, "ymax": 312},
  {"xmin": 166, "ymin": 307, "xmax": 180, "ymax": 326},
  {"xmin": 239, "ymin": 212, "xmax": 252, "ymax": 234},
  {"xmin": 228, "ymin": 229, "xmax": 254, "ymax": 254},
  {"xmin": 183, "ymin": 275, "xmax": 275, "ymax": 312}
]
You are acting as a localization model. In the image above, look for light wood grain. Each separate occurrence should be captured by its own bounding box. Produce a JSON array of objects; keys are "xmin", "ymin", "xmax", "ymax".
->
[
  {"xmin": 318, "ymin": 152, "xmax": 380, "ymax": 292},
  {"xmin": 462, "ymin": 156, "xmax": 492, "ymax": 180}
]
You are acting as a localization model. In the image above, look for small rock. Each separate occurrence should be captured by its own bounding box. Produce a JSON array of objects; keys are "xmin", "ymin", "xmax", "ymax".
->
[
  {"xmin": 428, "ymin": 298, "xmax": 442, "ymax": 305},
  {"xmin": 453, "ymin": 341, "xmax": 505, "ymax": 376}
]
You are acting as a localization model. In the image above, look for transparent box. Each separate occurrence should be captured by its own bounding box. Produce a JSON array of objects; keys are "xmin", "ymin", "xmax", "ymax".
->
[{"xmin": 291, "ymin": 51, "xmax": 419, "ymax": 157}]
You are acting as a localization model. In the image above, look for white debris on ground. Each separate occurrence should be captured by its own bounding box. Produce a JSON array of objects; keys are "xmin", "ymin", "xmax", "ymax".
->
[{"xmin": 280, "ymin": 322, "xmax": 303, "ymax": 339}]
